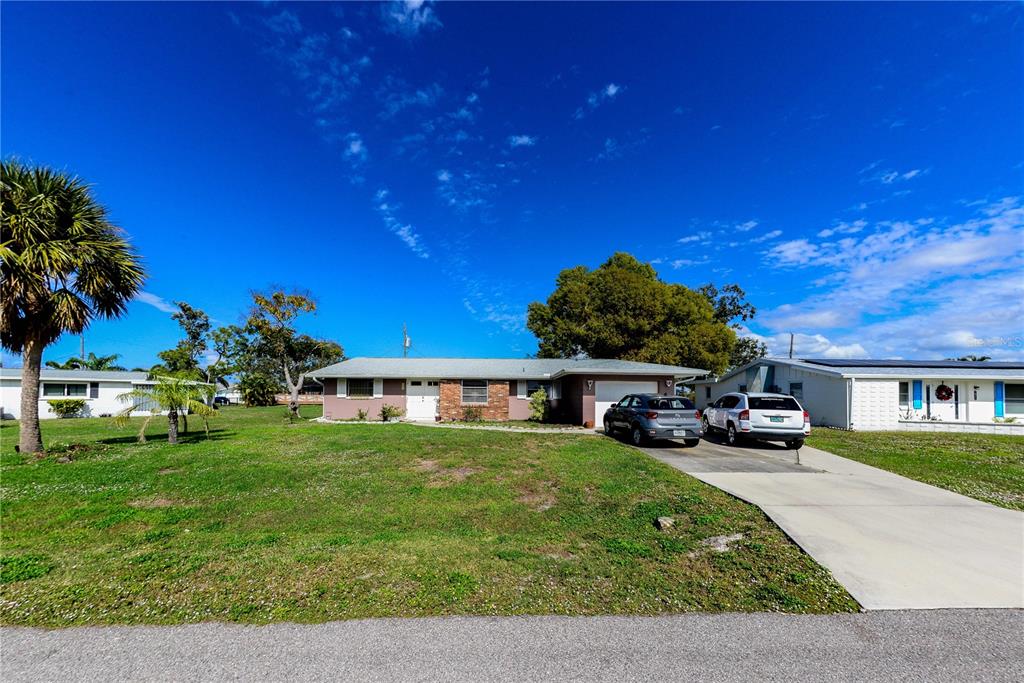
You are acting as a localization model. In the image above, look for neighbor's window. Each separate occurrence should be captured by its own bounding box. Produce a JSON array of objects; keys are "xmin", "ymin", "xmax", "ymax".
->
[
  {"xmin": 462, "ymin": 379, "xmax": 488, "ymax": 403},
  {"xmin": 42, "ymin": 383, "xmax": 87, "ymax": 398},
  {"xmin": 898, "ymin": 381, "xmax": 909, "ymax": 407},
  {"xmin": 347, "ymin": 378, "xmax": 374, "ymax": 398},
  {"xmin": 1005, "ymin": 384, "xmax": 1024, "ymax": 415},
  {"xmin": 738, "ymin": 384, "xmax": 747, "ymax": 393},
  {"xmin": 526, "ymin": 380, "xmax": 551, "ymax": 397},
  {"xmin": 789, "ymin": 383, "xmax": 803, "ymax": 400}
]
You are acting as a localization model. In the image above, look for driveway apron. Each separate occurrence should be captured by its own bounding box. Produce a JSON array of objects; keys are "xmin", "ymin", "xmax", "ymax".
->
[{"xmin": 641, "ymin": 436, "xmax": 1024, "ymax": 610}]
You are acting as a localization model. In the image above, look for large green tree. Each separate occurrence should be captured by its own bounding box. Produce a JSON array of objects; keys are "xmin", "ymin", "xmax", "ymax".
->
[
  {"xmin": 1, "ymin": 160, "xmax": 145, "ymax": 453},
  {"xmin": 246, "ymin": 290, "xmax": 344, "ymax": 417},
  {"xmin": 526, "ymin": 253, "xmax": 737, "ymax": 374},
  {"xmin": 697, "ymin": 283, "xmax": 768, "ymax": 369},
  {"xmin": 152, "ymin": 301, "xmax": 210, "ymax": 379}
]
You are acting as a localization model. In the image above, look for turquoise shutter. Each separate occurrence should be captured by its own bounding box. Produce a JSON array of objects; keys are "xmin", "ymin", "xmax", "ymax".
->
[
  {"xmin": 994, "ymin": 382, "xmax": 1004, "ymax": 418},
  {"xmin": 912, "ymin": 380, "xmax": 923, "ymax": 410}
]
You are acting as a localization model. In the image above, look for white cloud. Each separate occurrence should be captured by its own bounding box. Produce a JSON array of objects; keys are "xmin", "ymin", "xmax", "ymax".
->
[
  {"xmin": 436, "ymin": 169, "xmax": 451, "ymax": 182},
  {"xmin": 817, "ymin": 219, "xmax": 866, "ymax": 238},
  {"xmin": 677, "ymin": 231, "xmax": 712, "ymax": 244},
  {"xmin": 344, "ymin": 133, "xmax": 367, "ymax": 163},
  {"xmin": 736, "ymin": 220, "xmax": 759, "ymax": 232},
  {"xmin": 759, "ymin": 197, "xmax": 1024, "ymax": 359},
  {"xmin": 377, "ymin": 77, "xmax": 443, "ymax": 118},
  {"xmin": 508, "ymin": 134, "xmax": 536, "ymax": 148},
  {"xmin": 374, "ymin": 188, "xmax": 430, "ymax": 259},
  {"xmin": 135, "ymin": 292, "xmax": 177, "ymax": 314},
  {"xmin": 862, "ymin": 165, "xmax": 929, "ymax": 185},
  {"xmin": 380, "ymin": 0, "xmax": 442, "ymax": 37},
  {"xmin": 750, "ymin": 229, "xmax": 783, "ymax": 244},
  {"xmin": 574, "ymin": 82, "xmax": 624, "ymax": 119}
]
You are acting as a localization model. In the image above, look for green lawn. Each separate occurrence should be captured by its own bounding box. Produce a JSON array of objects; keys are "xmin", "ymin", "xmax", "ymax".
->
[
  {"xmin": 807, "ymin": 429, "xmax": 1024, "ymax": 511},
  {"xmin": 1, "ymin": 406, "xmax": 857, "ymax": 626}
]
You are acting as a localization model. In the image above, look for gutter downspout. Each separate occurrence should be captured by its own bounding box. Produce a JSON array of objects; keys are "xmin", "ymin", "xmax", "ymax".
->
[{"xmin": 847, "ymin": 377, "xmax": 855, "ymax": 430}]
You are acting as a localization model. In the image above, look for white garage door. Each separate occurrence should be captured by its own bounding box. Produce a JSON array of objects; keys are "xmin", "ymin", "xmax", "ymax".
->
[{"xmin": 595, "ymin": 380, "xmax": 659, "ymax": 423}]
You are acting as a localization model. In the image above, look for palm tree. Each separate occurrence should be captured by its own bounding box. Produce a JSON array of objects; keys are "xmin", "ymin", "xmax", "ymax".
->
[
  {"xmin": 115, "ymin": 375, "xmax": 215, "ymax": 444},
  {"xmin": 45, "ymin": 352, "xmax": 126, "ymax": 371},
  {"xmin": 1, "ymin": 160, "xmax": 145, "ymax": 453}
]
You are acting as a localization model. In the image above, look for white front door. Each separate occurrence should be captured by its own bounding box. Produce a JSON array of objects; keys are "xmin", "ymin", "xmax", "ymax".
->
[
  {"xmin": 595, "ymin": 380, "xmax": 659, "ymax": 424},
  {"xmin": 406, "ymin": 379, "xmax": 440, "ymax": 420}
]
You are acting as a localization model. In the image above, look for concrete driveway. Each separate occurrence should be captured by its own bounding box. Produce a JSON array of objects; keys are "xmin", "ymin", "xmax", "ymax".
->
[{"xmin": 637, "ymin": 434, "xmax": 1024, "ymax": 610}]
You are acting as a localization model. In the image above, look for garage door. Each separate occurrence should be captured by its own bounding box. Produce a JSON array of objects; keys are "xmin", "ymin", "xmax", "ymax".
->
[{"xmin": 595, "ymin": 380, "xmax": 659, "ymax": 424}]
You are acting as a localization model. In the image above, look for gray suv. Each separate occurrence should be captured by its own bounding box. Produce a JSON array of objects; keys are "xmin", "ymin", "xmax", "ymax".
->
[{"xmin": 604, "ymin": 394, "xmax": 703, "ymax": 447}]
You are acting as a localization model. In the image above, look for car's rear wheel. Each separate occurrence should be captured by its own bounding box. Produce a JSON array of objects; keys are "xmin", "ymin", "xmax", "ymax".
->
[
  {"xmin": 630, "ymin": 425, "xmax": 646, "ymax": 446},
  {"xmin": 702, "ymin": 415, "xmax": 712, "ymax": 433},
  {"xmin": 604, "ymin": 418, "xmax": 615, "ymax": 435},
  {"xmin": 682, "ymin": 438, "xmax": 700, "ymax": 448},
  {"xmin": 786, "ymin": 439, "xmax": 804, "ymax": 450},
  {"xmin": 726, "ymin": 423, "xmax": 741, "ymax": 446}
]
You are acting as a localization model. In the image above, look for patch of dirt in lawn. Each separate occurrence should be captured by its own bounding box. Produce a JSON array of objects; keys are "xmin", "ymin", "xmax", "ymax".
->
[
  {"xmin": 517, "ymin": 480, "xmax": 559, "ymax": 511},
  {"xmin": 427, "ymin": 466, "xmax": 484, "ymax": 487},
  {"xmin": 412, "ymin": 459, "xmax": 439, "ymax": 472},
  {"xmin": 535, "ymin": 544, "xmax": 575, "ymax": 560},
  {"xmin": 128, "ymin": 496, "xmax": 178, "ymax": 508},
  {"xmin": 157, "ymin": 468, "xmax": 180, "ymax": 475}
]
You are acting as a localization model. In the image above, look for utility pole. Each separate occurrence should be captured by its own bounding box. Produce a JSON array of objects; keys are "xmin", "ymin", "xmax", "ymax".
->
[
  {"xmin": 788, "ymin": 333, "xmax": 794, "ymax": 359},
  {"xmin": 80, "ymin": 334, "xmax": 86, "ymax": 362},
  {"xmin": 402, "ymin": 324, "xmax": 411, "ymax": 358}
]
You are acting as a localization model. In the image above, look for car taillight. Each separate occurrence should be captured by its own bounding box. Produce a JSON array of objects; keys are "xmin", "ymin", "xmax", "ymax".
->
[
  {"xmin": 644, "ymin": 411, "xmax": 659, "ymax": 419},
  {"xmin": 803, "ymin": 410, "xmax": 810, "ymax": 423},
  {"xmin": 738, "ymin": 409, "xmax": 750, "ymax": 421},
  {"xmin": 695, "ymin": 410, "xmax": 701, "ymax": 419}
]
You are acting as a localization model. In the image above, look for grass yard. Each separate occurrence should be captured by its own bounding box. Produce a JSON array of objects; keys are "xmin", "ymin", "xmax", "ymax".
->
[
  {"xmin": 1, "ymin": 406, "xmax": 857, "ymax": 626},
  {"xmin": 807, "ymin": 429, "xmax": 1024, "ymax": 511}
]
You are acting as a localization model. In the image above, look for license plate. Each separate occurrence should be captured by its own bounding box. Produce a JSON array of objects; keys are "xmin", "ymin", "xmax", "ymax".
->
[
  {"xmin": 769, "ymin": 416, "xmax": 784, "ymax": 423},
  {"xmin": 672, "ymin": 430, "xmax": 687, "ymax": 436}
]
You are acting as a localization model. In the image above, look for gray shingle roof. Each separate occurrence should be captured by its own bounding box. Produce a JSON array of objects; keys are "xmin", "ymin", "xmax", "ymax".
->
[
  {"xmin": 695, "ymin": 358, "xmax": 1024, "ymax": 382},
  {"xmin": 0, "ymin": 368, "xmax": 151, "ymax": 382},
  {"xmin": 310, "ymin": 357, "xmax": 707, "ymax": 380}
]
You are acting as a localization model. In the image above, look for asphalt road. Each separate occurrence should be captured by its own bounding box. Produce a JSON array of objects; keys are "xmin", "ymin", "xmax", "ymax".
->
[{"xmin": 3, "ymin": 611, "xmax": 1022, "ymax": 682}]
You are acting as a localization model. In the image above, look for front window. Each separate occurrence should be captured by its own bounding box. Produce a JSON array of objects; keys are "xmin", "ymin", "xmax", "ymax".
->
[
  {"xmin": 789, "ymin": 383, "xmax": 803, "ymax": 400},
  {"xmin": 42, "ymin": 383, "xmax": 87, "ymax": 397},
  {"xmin": 898, "ymin": 382, "xmax": 909, "ymax": 408},
  {"xmin": 462, "ymin": 380, "xmax": 488, "ymax": 403},
  {"xmin": 347, "ymin": 378, "xmax": 373, "ymax": 398},
  {"xmin": 1006, "ymin": 384, "xmax": 1024, "ymax": 415},
  {"xmin": 526, "ymin": 380, "xmax": 551, "ymax": 397}
]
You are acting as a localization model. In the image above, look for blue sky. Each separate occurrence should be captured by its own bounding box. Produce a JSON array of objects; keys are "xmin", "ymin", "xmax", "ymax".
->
[{"xmin": 3, "ymin": 1, "xmax": 1022, "ymax": 368}]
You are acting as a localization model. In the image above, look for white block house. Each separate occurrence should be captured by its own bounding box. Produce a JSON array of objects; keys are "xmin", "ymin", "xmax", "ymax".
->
[
  {"xmin": 692, "ymin": 359, "xmax": 1024, "ymax": 434},
  {"xmin": 0, "ymin": 368, "xmax": 160, "ymax": 419}
]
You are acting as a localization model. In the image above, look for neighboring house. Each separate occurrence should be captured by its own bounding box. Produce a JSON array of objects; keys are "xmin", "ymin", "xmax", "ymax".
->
[
  {"xmin": 0, "ymin": 368, "xmax": 159, "ymax": 419},
  {"xmin": 310, "ymin": 357, "xmax": 707, "ymax": 425},
  {"xmin": 274, "ymin": 377, "xmax": 324, "ymax": 405},
  {"xmin": 215, "ymin": 384, "xmax": 243, "ymax": 405},
  {"xmin": 692, "ymin": 358, "xmax": 1024, "ymax": 434}
]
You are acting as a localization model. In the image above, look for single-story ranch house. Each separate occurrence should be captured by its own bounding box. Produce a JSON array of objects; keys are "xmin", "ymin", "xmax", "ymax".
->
[
  {"xmin": 693, "ymin": 358, "xmax": 1024, "ymax": 434},
  {"xmin": 0, "ymin": 368, "xmax": 161, "ymax": 420},
  {"xmin": 310, "ymin": 357, "xmax": 707, "ymax": 425}
]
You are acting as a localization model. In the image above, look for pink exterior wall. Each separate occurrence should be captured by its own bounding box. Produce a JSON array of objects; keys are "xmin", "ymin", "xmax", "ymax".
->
[
  {"xmin": 508, "ymin": 380, "xmax": 533, "ymax": 420},
  {"xmin": 322, "ymin": 378, "xmax": 407, "ymax": 420}
]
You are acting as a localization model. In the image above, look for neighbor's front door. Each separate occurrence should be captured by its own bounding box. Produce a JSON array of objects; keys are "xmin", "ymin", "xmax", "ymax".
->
[{"xmin": 406, "ymin": 379, "xmax": 440, "ymax": 420}]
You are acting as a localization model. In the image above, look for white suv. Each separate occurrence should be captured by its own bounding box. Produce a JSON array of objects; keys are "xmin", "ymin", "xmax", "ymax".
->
[{"xmin": 702, "ymin": 392, "xmax": 809, "ymax": 448}]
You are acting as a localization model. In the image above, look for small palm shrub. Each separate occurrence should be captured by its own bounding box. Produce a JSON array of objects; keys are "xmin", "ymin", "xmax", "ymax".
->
[
  {"xmin": 356, "ymin": 408, "xmax": 368, "ymax": 421},
  {"xmin": 47, "ymin": 399, "xmax": 87, "ymax": 419},
  {"xmin": 462, "ymin": 406, "xmax": 483, "ymax": 422}
]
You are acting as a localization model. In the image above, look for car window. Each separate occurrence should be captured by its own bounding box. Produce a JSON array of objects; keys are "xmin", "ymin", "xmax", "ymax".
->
[
  {"xmin": 722, "ymin": 396, "xmax": 740, "ymax": 409},
  {"xmin": 713, "ymin": 398, "xmax": 724, "ymax": 408},
  {"xmin": 650, "ymin": 397, "xmax": 694, "ymax": 410},
  {"xmin": 749, "ymin": 396, "xmax": 802, "ymax": 411}
]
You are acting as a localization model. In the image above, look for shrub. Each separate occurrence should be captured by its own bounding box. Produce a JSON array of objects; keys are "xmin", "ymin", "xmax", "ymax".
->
[
  {"xmin": 528, "ymin": 387, "xmax": 548, "ymax": 422},
  {"xmin": 379, "ymin": 404, "xmax": 404, "ymax": 421},
  {"xmin": 47, "ymin": 399, "xmax": 86, "ymax": 418},
  {"xmin": 239, "ymin": 373, "xmax": 279, "ymax": 407},
  {"xmin": 356, "ymin": 408, "xmax": 368, "ymax": 421},
  {"xmin": 462, "ymin": 406, "xmax": 483, "ymax": 422}
]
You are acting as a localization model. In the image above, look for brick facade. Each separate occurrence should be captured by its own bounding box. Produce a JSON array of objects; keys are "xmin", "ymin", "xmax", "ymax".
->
[{"xmin": 438, "ymin": 380, "xmax": 510, "ymax": 421}]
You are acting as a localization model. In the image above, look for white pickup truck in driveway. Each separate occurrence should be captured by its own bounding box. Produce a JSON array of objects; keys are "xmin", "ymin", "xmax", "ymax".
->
[{"xmin": 702, "ymin": 392, "xmax": 809, "ymax": 448}]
